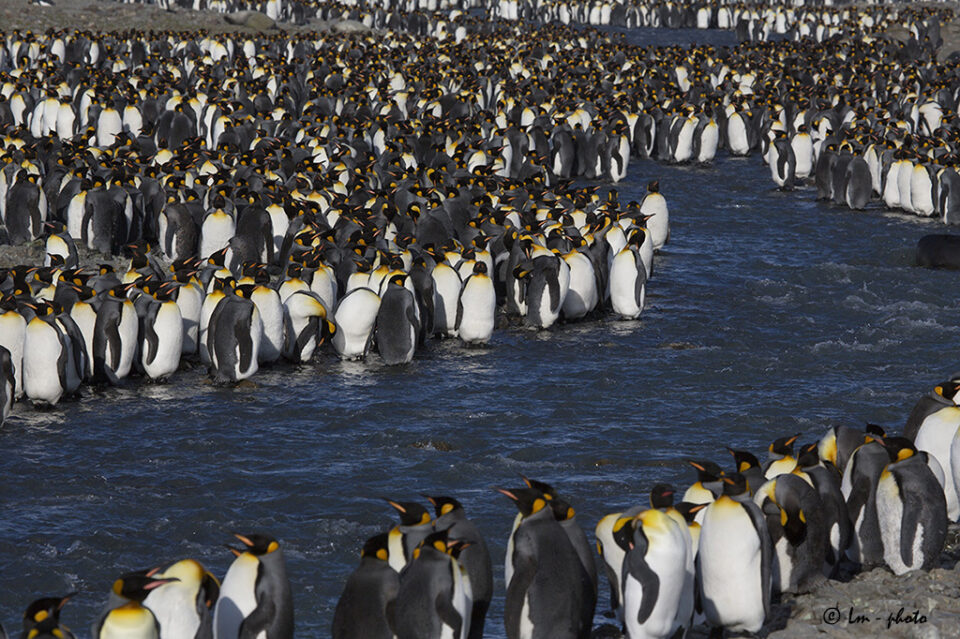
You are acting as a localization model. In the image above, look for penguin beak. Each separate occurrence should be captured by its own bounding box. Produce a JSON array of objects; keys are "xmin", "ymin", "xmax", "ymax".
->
[
  {"xmin": 233, "ymin": 533, "xmax": 255, "ymax": 547},
  {"xmin": 385, "ymin": 500, "xmax": 406, "ymax": 513},
  {"xmin": 493, "ymin": 487, "xmax": 517, "ymax": 501},
  {"xmin": 224, "ymin": 544, "xmax": 244, "ymax": 557},
  {"xmin": 145, "ymin": 578, "xmax": 179, "ymax": 590},
  {"xmin": 58, "ymin": 592, "xmax": 78, "ymax": 609}
]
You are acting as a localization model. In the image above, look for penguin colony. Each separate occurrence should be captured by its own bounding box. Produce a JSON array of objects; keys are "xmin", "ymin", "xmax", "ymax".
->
[
  {"xmin": 0, "ymin": 17, "xmax": 689, "ymax": 419},
  {"xmin": 5, "ymin": 378, "xmax": 960, "ymax": 639}
]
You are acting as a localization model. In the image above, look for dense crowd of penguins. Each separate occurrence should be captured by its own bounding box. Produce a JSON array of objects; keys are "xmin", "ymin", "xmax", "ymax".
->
[{"xmin": 4, "ymin": 378, "xmax": 960, "ymax": 638}]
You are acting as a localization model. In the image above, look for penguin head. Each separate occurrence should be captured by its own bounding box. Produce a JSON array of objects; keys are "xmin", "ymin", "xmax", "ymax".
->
[
  {"xmin": 863, "ymin": 423, "xmax": 886, "ymax": 443},
  {"xmin": 388, "ymin": 273, "xmax": 408, "ymax": 287},
  {"xmin": 111, "ymin": 570, "xmax": 179, "ymax": 603},
  {"xmin": 520, "ymin": 476, "xmax": 557, "ymax": 500},
  {"xmin": 933, "ymin": 380, "xmax": 960, "ymax": 404},
  {"xmin": 649, "ymin": 484, "xmax": 676, "ymax": 509},
  {"xmin": 768, "ymin": 433, "xmax": 800, "ymax": 459},
  {"xmin": 646, "ymin": 180, "xmax": 660, "ymax": 193},
  {"xmin": 495, "ymin": 487, "xmax": 549, "ymax": 518},
  {"xmin": 687, "ymin": 460, "xmax": 723, "ymax": 484},
  {"xmin": 22, "ymin": 593, "xmax": 75, "ymax": 628},
  {"xmin": 548, "ymin": 497, "xmax": 576, "ymax": 523},
  {"xmin": 360, "ymin": 533, "xmax": 391, "ymax": 562},
  {"xmin": 234, "ymin": 284, "xmax": 256, "ymax": 299},
  {"xmin": 423, "ymin": 495, "xmax": 463, "ymax": 518},
  {"xmin": 230, "ymin": 533, "xmax": 281, "ymax": 556},
  {"xmin": 725, "ymin": 447, "xmax": 761, "ymax": 474},
  {"xmin": 610, "ymin": 515, "xmax": 636, "ymax": 552},
  {"xmin": 386, "ymin": 500, "xmax": 431, "ymax": 526},
  {"xmin": 876, "ymin": 436, "xmax": 917, "ymax": 463},
  {"xmin": 796, "ymin": 443, "xmax": 820, "ymax": 468},
  {"xmin": 674, "ymin": 501, "xmax": 706, "ymax": 524},
  {"xmin": 720, "ymin": 472, "xmax": 750, "ymax": 498}
]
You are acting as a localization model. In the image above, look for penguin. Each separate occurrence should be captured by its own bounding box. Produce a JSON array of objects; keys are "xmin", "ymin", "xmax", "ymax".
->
[
  {"xmin": 595, "ymin": 504, "xmax": 644, "ymax": 622},
  {"xmin": 250, "ymin": 281, "xmax": 284, "ymax": 365},
  {"xmin": 170, "ymin": 271, "xmax": 204, "ymax": 357},
  {"xmin": 0, "ymin": 346, "xmax": 13, "ymax": 426},
  {"xmin": 620, "ymin": 509, "xmax": 694, "ymax": 639},
  {"xmin": 332, "ymin": 534, "xmax": 399, "ymax": 639},
  {"xmin": 844, "ymin": 157, "xmax": 873, "ymax": 210},
  {"xmin": 375, "ymin": 274, "xmax": 420, "ymax": 365},
  {"xmin": 92, "ymin": 284, "xmax": 138, "ymax": 385},
  {"xmin": 432, "ymin": 259, "xmax": 463, "ymax": 337},
  {"xmin": 769, "ymin": 132, "xmax": 797, "ymax": 190},
  {"xmin": 497, "ymin": 486, "xmax": 588, "ymax": 639},
  {"xmin": 913, "ymin": 391, "xmax": 960, "ymax": 521},
  {"xmin": 725, "ymin": 448, "xmax": 765, "ymax": 495},
  {"xmin": 282, "ymin": 291, "xmax": 334, "ymax": 363},
  {"xmin": 560, "ymin": 244, "xmax": 598, "ymax": 321},
  {"xmin": 19, "ymin": 593, "xmax": 77, "ymax": 639},
  {"xmin": 456, "ymin": 261, "xmax": 496, "ymax": 345},
  {"xmin": 44, "ymin": 222, "xmax": 79, "ymax": 268},
  {"xmin": 386, "ymin": 499, "xmax": 434, "ymax": 572},
  {"xmin": 818, "ymin": 424, "xmax": 876, "ymax": 475},
  {"xmin": 0, "ymin": 297, "xmax": 26, "ymax": 398},
  {"xmin": 875, "ymin": 437, "xmax": 948, "ymax": 575},
  {"xmin": 753, "ymin": 474, "xmax": 828, "ymax": 594},
  {"xmin": 426, "ymin": 496, "xmax": 493, "ymax": 639},
  {"xmin": 22, "ymin": 301, "xmax": 69, "ymax": 406},
  {"xmin": 206, "ymin": 288, "xmax": 262, "ymax": 383},
  {"xmin": 213, "ymin": 533, "xmax": 293, "ymax": 639},
  {"xmin": 142, "ymin": 559, "xmax": 220, "ymax": 639},
  {"xmin": 697, "ymin": 473, "xmax": 772, "ymax": 636},
  {"xmin": 639, "ymin": 181, "xmax": 669, "ymax": 250},
  {"xmin": 841, "ymin": 439, "xmax": 890, "ymax": 568},
  {"xmin": 519, "ymin": 254, "xmax": 565, "ymax": 330},
  {"xmin": 796, "ymin": 442, "xmax": 851, "ymax": 577},
  {"xmin": 332, "ymin": 287, "xmax": 380, "ymax": 361},
  {"xmin": 95, "ymin": 571, "xmax": 179, "ymax": 639},
  {"xmin": 764, "ymin": 433, "xmax": 801, "ymax": 478},
  {"xmin": 681, "ymin": 460, "xmax": 724, "ymax": 515},
  {"xmin": 199, "ymin": 277, "xmax": 231, "ymax": 366},
  {"xmin": 608, "ymin": 230, "xmax": 647, "ymax": 320},
  {"xmin": 139, "ymin": 285, "xmax": 183, "ymax": 380},
  {"xmin": 393, "ymin": 530, "xmax": 473, "ymax": 639}
]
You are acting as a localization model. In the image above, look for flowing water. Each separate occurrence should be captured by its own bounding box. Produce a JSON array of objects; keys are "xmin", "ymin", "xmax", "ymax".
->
[{"xmin": 2, "ymin": 28, "xmax": 959, "ymax": 639}]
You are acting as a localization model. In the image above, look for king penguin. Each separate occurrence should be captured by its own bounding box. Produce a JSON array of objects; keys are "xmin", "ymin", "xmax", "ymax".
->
[
  {"xmin": 386, "ymin": 499, "xmax": 434, "ymax": 572},
  {"xmin": 456, "ymin": 261, "xmax": 496, "ymax": 346},
  {"xmin": 620, "ymin": 508, "xmax": 694, "ymax": 639},
  {"xmin": 639, "ymin": 181, "xmax": 669, "ymax": 250},
  {"xmin": 282, "ymin": 290, "xmax": 335, "ymax": 363},
  {"xmin": 375, "ymin": 274, "xmax": 420, "ymax": 365},
  {"xmin": 697, "ymin": 473, "xmax": 772, "ymax": 636},
  {"xmin": 213, "ymin": 533, "xmax": 293, "ymax": 639},
  {"xmin": 332, "ymin": 287, "xmax": 380, "ymax": 360},
  {"xmin": 796, "ymin": 442, "xmax": 851, "ymax": 577},
  {"xmin": 22, "ymin": 301, "xmax": 69, "ymax": 406},
  {"xmin": 95, "ymin": 570, "xmax": 179, "ymax": 639},
  {"xmin": 332, "ymin": 533, "xmax": 399, "ymax": 639},
  {"xmin": 393, "ymin": 530, "xmax": 473, "ymax": 639},
  {"xmin": 875, "ymin": 437, "xmax": 948, "ymax": 576},
  {"xmin": 206, "ymin": 287, "xmax": 262, "ymax": 383},
  {"xmin": 0, "ymin": 346, "xmax": 13, "ymax": 426},
  {"xmin": 841, "ymin": 439, "xmax": 890, "ymax": 568},
  {"xmin": 20, "ymin": 593, "xmax": 77, "ymax": 639},
  {"xmin": 143, "ymin": 559, "xmax": 220, "ymax": 639},
  {"xmin": 0, "ymin": 297, "xmax": 26, "ymax": 398},
  {"xmin": 913, "ymin": 391, "xmax": 960, "ymax": 521},
  {"xmin": 497, "ymin": 486, "xmax": 588, "ymax": 639},
  {"xmin": 426, "ymin": 495, "xmax": 494, "ymax": 639}
]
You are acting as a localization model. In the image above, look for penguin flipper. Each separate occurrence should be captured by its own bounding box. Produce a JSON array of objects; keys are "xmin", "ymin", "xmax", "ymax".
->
[
  {"xmin": 144, "ymin": 307, "xmax": 160, "ymax": 365},
  {"xmin": 236, "ymin": 309, "xmax": 255, "ymax": 374},
  {"xmin": 455, "ymin": 290, "xmax": 464, "ymax": 331},
  {"xmin": 633, "ymin": 251, "xmax": 647, "ymax": 309},
  {"xmin": 504, "ymin": 551, "xmax": 536, "ymax": 638},
  {"xmin": 434, "ymin": 591, "xmax": 462, "ymax": 639},
  {"xmin": 623, "ymin": 551, "xmax": 660, "ymax": 625},
  {"xmin": 293, "ymin": 316, "xmax": 319, "ymax": 362},
  {"xmin": 237, "ymin": 598, "xmax": 276, "ymax": 639},
  {"xmin": 745, "ymin": 502, "xmax": 774, "ymax": 618},
  {"xmin": 405, "ymin": 300, "xmax": 421, "ymax": 336},
  {"xmin": 547, "ymin": 268, "xmax": 561, "ymax": 314}
]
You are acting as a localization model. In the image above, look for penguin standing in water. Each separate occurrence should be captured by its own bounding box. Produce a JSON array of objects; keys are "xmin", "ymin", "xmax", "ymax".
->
[
  {"xmin": 282, "ymin": 291, "xmax": 334, "ymax": 363},
  {"xmin": 875, "ymin": 437, "xmax": 948, "ymax": 575},
  {"xmin": 753, "ymin": 474, "xmax": 827, "ymax": 594},
  {"xmin": 595, "ymin": 504, "xmax": 645, "ymax": 622},
  {"xmin": 639, "ymin": 181, "xmax": 669, "ymax": 251},
  {"xmin": 770, "ymin": 131, "xmax": 797, "ymax": 191},
  {"xmin": 95, "ymin": 570, "xmax": 179, "ymax": 639},
  {"xmin": 142, "ymin": 559, "xmax": 220, "ymax": 639},
  {"xmin": 206, "ymin": 287, "xmax": 262, "ymax": 383},
  {"xmin": 427, "ymin": 495, "xmax": 494, "ymax": 639},
  {"xmin": 456, "ymin": 261, "xmax": 496, "ymax": 346},
  {"xmin": 213, "ymin": 533, "xmax": 293, "ymax": 639},
  {"xmin": 393, "ymin": 530, "xmax": 473, "ymax": 639},
  {"xmin": 620, "ymin": 508, "xmax": 694, "ymax": 639},
  {"xmin": 497, "ymin": 487, "xmax": 588, "ymax": 639},
  {"xmin": 375, "ymin": 274, "xmax": 420, "ymax": 365},
  {"xmin": 608, "ymin": 230, "xmax": 647, "ymax": 320},
  {"xmin": 139, "ymin": 284, "xmax": 183, "ymax": 381},
  {"xmin": 0, "ymin": 346, "xmax": 13, "ymax": 425},
  {"xmin": 912, "ymin": 392, "xmax": 960, "ymax": 521},
  {"xmin": 697, "ymin": 473, "xmax": 771, "ymax": 636},
  {"xmin": 0, "ymin": 296, "xmax": 26, "ymax": 398},
  {"xmin": 22, "ymin": 301, "xmax": 69, "ymax": 406},
  {"xmin": 332, "ymin": 534, "xmax": 399, "ymax": 639},
  {"xmin": 19, "ymin": 593, "xmax": 77, "ymax": 639},
  {"xmin": 332, "ymin": 287, "xmax": 380, "ymax": 361},
  {"xmin": 93, "ymin": 284, "xmax": 138, "ymax": 385},
  {"xmin": 518, "ymin": 254, "xmax": 565, "ymax": 330}
]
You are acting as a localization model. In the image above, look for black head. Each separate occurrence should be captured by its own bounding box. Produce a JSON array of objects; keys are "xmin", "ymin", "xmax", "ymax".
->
[
  {"xmin": 472, "ymin": 261, "xmax": 488, "ymax": 275},
  {"xmin": 231, "ymin": 533, "xmax": 280, "ymax": 556},
  {"xmin": 521, "ymin": 476, "xmax": 557, "ymax": 499},
  {"xmin": 864, "ymin": 423, "xmax": 887, "ymax": 439},
  {"xmin": 386, "ymin": 500, "xmax": 431, "ymax": 526},
  {"xmin": 877, "ymin": 436, "xmax": 917, "ymax": 464},
  {"xmin": 721, "ymin": 472, "xmax": 750, "ymax": 497},
  {"xmin": 22, "ymin": 593, "xmax": 75, "ymax": 629},
  {"xmin": 548, "ymin": 496, "xmax": 576, "ymax": 522},
  {"xmin": 111, "ymin": 569, "xmax": 178, "ymax": 603},
  {"xmin": 360, "ymin": 533, "xmax": 390, "ymax": 561},
  {"xmin": 726, "ymin": 448, "xmax": 761, "ymax": 473},
  {"xmin": 423, "ymin": 495, "xmax": 463, "ymax": 518},
  {"xmin": 797, "ymin": 442, "xmax": 820, "ymax": 467},
  {"xmin": 687, "ymin": 460, "xmax": 723, "ymax": 483},
  {"xmin": 674, "ymin": 501, "xmax": 706, "ymax": 524},
  {"xmin": 495, "ymin": 486, "xmax": 549, "ymax": 517},
  {"xmin": 649, "ymin": 483, "xmax": 676, "ymax": 509},
  {"xmin": 769, "ymin": 433, "xmax": 800, "ymax": 457}
]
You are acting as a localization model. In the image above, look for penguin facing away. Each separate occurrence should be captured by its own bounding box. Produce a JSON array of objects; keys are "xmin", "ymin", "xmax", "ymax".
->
[{"xmin": 213, "ymin": 533, "xmax": 293, "ymax": 639}]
